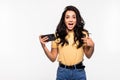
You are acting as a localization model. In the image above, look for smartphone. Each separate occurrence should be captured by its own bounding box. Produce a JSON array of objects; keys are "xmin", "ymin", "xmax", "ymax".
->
[{"xmin": 41, "ymin": 34, "xmax": 56, "ymax": 41}]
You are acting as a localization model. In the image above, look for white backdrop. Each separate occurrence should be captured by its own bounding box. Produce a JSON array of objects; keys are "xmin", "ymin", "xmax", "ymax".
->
[{"xmin": 0, "ymin": 0, "xmax": 120, "ymax": 80}]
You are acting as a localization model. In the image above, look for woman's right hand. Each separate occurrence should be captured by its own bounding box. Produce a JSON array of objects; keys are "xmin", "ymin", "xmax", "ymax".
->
[
  {"xmin": 39, "ymin": 35, "xmax": 58, "ymax": 62},
  {"xmin": 39, "ymin": 35, "xmax": 49, "ymax": 46}
]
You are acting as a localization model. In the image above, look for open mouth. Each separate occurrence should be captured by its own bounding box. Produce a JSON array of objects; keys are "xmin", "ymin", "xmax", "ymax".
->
[{"xmin": 68, "ymin": 23, "xmax": 73, "ymax": 25}]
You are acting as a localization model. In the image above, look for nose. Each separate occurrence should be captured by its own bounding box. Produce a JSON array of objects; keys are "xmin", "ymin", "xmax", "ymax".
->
[{"xmin": 69, "ymin": 17, "xmax": 73, "ymax": 22}]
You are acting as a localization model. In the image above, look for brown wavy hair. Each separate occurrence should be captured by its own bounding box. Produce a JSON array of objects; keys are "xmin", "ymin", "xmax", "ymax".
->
[{"xmin": 55, "ymin": 5, "xmax": 88, "ymax": 48}]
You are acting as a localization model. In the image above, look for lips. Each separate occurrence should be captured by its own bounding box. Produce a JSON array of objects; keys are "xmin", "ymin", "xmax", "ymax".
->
[
  {"xmin": 67, "ymin": 23, "xmax": 74, "ymax": 29},
  {"xmin": 68, "ymin": 23, "xmax": 73, "ymax": 25}
]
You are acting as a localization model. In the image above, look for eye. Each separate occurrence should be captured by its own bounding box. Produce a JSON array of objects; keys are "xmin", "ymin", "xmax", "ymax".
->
[
  {"xmin": 72, "ymin": 15, "xmax": 76, "ymax": 19},
  {"xmin": 65, "ymin": 16, "xmax": 69, "ymax": 19}
]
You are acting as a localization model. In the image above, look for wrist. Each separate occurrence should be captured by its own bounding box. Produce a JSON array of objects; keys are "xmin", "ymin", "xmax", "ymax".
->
[{"xmin": 41, "ymin": 43, "xmax": 46, "ymax": 47}]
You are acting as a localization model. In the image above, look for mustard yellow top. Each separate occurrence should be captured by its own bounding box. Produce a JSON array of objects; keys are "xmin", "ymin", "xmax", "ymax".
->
[{"xmin": 51, "ymin": 31, "xmax": 88, "ymax": 65}]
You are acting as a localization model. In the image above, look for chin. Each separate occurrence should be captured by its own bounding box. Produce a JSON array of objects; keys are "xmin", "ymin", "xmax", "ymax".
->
[{"xmin": 68, "ymin": 28, "xmax": 74, "ymax": 31}]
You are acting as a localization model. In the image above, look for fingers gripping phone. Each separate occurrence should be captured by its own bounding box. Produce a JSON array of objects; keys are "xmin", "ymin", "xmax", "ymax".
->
[{"xmin": 41, "ymin": 34, "xmax": 56, "ymax": 41}]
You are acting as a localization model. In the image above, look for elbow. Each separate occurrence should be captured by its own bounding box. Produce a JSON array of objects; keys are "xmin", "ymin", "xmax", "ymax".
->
[
  {"xmin": 85, "ymin": 53, "xmax": 93, "ymax": 59},
  {"xmin": 85, "ymin": 49, "xmax": 94, "ymax": 59},
  {"xmin": 50, "ymin": 58, "xmax": 56, "ymax": 62},
  {"xmin": 86, "ymin": 55, "xmax": 92, "ymax": 59},
  {"xmin": 51, "ymin": 60, "xmax": 56, "ymax": 62}
]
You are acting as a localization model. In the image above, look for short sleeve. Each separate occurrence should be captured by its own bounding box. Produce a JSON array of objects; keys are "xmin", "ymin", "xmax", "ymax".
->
[{"xmin": 51, "ymin": 40, "xmax": 58, "ymax": 48}]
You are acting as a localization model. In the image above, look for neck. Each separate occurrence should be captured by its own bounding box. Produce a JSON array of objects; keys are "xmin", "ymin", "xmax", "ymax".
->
[{"xmin": 67, "ymin": 29, "xmax": 74, "ymax": 33}]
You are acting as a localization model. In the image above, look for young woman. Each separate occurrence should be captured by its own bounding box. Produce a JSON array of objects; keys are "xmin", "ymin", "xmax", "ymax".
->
[{"xmin": 39, "ymin": 5, "xmax": 94, "ymax": 80}]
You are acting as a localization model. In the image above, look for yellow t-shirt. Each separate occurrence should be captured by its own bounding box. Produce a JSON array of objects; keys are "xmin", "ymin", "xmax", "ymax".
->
[{"xmin": 51, "ymin": 31, "xmax": 88, "ymax": 65}]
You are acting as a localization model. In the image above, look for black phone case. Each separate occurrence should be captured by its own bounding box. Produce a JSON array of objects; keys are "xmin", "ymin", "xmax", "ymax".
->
[{"xmin": 41, "ymin": 34, "xmax": 56, "ymax": 41}]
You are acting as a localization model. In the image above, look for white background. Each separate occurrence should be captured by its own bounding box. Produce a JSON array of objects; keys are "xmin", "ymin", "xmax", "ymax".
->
[{"xmin": 0, "ymin": 0, "xmax": 120, "ymax": 80}]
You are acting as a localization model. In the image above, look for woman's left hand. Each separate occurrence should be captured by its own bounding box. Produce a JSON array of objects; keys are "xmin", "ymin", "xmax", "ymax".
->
[{"xmin": 81, "ymin": 37, "xmax": 94, "ymax": 48}]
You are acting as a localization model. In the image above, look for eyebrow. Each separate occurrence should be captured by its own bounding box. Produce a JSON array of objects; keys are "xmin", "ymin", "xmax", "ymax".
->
[
  {"xmin": 65, "ymin": 14, "xmax": 76, "ymax": 16},
  {"xmin": 65, "ymin": 15, "xmax": 76, "ymax": 18}
]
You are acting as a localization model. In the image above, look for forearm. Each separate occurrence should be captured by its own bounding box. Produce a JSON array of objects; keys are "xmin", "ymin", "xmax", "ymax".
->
[
  {"xmin": 82, "ymin": 36, "xmax": 95, "ymax": 59},
  {"xmin": 41, "ymin": 44, "xmax": 56, "ymax": 62},
  {"xmin": 84, "ymin": 45, "xmax": 94, "ymax": 59}
]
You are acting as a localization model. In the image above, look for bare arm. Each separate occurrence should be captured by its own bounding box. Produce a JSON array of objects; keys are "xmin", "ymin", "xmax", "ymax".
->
[
  {"xmin": 82, "ymin": 37, "xmax": 94, "ymax": 59},
  {"xmin": 39, "ymin": 35, "xmax": 58, "ymax": 62},
  {"xmin": 82, "ymin": 30, "xmax": 94, "ymax": 59}
]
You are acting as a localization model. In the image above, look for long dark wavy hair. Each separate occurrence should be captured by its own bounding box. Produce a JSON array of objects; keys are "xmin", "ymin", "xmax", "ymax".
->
[{"xmin": 55, "ymin": 5, "xmax": 88, "ymax": 48}]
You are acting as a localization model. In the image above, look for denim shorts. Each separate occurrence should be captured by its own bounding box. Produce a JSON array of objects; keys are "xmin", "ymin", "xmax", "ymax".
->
[{"xmin": 56, "ymin": 66, "xmax": 86, "ymax": 80}]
